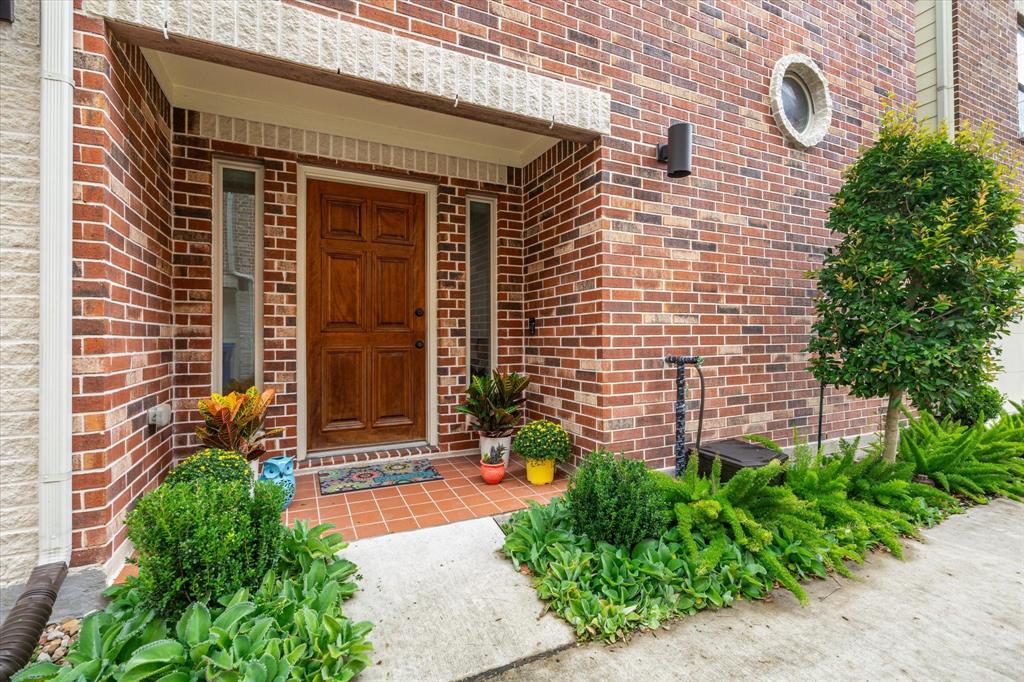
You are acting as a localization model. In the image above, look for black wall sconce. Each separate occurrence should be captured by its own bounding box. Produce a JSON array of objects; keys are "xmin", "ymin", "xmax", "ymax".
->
[{"xmin": 656, "ymin": 122, "xmax": 694, "ymax": 178}]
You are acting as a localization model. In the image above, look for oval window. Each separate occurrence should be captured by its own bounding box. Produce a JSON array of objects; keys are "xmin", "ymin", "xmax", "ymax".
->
[
  {"xmin": 769, "ymin": 55, "xmax": 832, "ymax": 148},
  {"xmin": 781, "ymin": 75, "xmax": 812, "ymax": 132}
]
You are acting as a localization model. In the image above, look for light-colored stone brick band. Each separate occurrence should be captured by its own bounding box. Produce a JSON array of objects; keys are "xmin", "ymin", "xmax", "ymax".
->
[
  {"xmin": 197, "ymin": 112, "xmax": 507, "ymax": 184},
  {"xmin": 0, "ymin": 0, "xmax": 42, "ymax": 588},
  {"xmin": 82, "ymin": 0, "xmax": 611, "ymax": 136}
]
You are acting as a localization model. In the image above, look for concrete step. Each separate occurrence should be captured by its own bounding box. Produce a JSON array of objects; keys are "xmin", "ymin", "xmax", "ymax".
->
[{"xmin": 341, "ymin": 517, "xmax": 576, "ymax": 681}]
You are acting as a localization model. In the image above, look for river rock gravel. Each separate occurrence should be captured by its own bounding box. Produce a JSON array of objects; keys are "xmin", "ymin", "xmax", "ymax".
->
[{"xmin": 32, "ymin": 617, "xmax": 80, "ymax": 665}]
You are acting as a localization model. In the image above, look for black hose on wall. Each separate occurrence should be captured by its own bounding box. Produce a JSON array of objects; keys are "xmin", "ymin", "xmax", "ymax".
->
[{"xmin": 0, "ymin": 562, "xmax": 68, "ymax": 682}]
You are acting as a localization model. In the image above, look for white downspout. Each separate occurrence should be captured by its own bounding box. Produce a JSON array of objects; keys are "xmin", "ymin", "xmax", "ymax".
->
[{"xmin": 37, "ymin": 0, "xmax": 74, "ymax": 565}]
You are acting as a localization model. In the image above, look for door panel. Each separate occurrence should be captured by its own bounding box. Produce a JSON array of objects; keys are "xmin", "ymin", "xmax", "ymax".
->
[
  {"xmin": 307, "ymin": 179, "xmax": 426, "ymax": 451},
  {"xmin": 374, "ymin": 203, "xmax": 414, "ymax": 243},
  {"xmin": 372, "ymin": 348, "xmax": 414, "ymax": 427},
  {"xmin": 322, "ymin": 348, "xmax": 366, "ymax": 431},
  {"xmin": 322, "ymin": 252, "xmax": 364, "ymax": 330},
  {"xmin": 374, "ymin": 256, "xmax": 411, "ymax": 330},
  {"xmin": 322, "ymin": 197, "xmax": 365, "ymax": 240}
]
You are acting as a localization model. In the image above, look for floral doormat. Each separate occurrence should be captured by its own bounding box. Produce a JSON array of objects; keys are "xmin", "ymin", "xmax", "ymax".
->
[{"xmin": 317, "ymin": 458, "xmax": 443, "ymax": 496}]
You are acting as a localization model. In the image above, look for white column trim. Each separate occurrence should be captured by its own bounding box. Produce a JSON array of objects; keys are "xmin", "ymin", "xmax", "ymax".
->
[
  {"xmin": 37, "ymin": 0, "xmax": 74, "ymax": 565},
  {"xmin": 935, "ymin": 0, "xmax": 955, "ymax": 139}
]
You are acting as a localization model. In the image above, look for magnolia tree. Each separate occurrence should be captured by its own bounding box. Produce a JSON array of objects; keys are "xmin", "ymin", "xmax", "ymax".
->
[{"xmin": 808, "ymin": 109, "xmax": 1024, "ymax": 461}]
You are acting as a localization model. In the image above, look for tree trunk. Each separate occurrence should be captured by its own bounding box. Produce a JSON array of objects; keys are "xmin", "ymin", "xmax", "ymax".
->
[{"xmin": 882, "ymin": 387, "xmax": 903, "ymax": 462}]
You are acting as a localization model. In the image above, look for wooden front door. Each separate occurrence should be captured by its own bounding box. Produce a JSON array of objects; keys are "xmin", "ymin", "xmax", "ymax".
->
[{"xmin": 306, "ymin": 179, "xmax": 427, "ymax": 451}]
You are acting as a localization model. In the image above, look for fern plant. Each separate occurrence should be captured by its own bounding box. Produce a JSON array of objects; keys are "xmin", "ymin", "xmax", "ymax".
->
[
  {"xmin": 654, "ymin": 457, "xmax": 827, "ymax": 604},
  {"xmin": 784, "ymin": 438, "xmax": 957, "ymax": 564},
  {"xmin": 897, "ymin": 409, "xmax": 1024, "ymax": 502}
]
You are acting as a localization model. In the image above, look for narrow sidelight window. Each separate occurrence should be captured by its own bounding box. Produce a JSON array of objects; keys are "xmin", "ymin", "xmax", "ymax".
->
[
  {"xmin": 467, "ymin": 198, "xmax": 497, "ymax": 381},
  {"xmin": 1017, "ymin": 21, "xmax": 1024, "ymax": 134},
  {"xmin": 213, "ymin": 160, "xmax": 263, "ymax": 393}
]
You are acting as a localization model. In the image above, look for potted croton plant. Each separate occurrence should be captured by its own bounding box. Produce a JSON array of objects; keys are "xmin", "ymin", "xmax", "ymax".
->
[
  {"xmin": 195, "ymin": 386, "xmax": 285, "ymax": 477},
  {"xmin": 456, "ymin": 370, "xmax": 529, "ymax": 466},
  {"xmin": 513, "ymin": 419, "xmax": 571, "ymax": 485}
]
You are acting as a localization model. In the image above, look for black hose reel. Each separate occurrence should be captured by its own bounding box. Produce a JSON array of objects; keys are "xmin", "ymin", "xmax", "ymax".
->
[{"xmin": 665, "ymin": 355, "xmax": 826, "ymax": 480}]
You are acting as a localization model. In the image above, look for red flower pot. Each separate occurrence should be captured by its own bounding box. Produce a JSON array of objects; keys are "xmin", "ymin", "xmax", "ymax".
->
[{"xmin": 480, "ymin": 461, "xmax": 506, "ymax": 485}]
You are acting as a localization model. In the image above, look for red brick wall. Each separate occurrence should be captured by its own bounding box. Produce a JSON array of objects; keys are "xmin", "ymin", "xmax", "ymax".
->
[
  {"xmin": 284, "ymin": 1, "xmax": 913, "ymax": 466},
  {"xmin": 71, "ymin": 15, "xmax": 174, "ymax": 567},
  {"xmin": 589, "ymin": 0, "xmax": 914, "ymax": 465},
  {"xmin": 521, "ymin": 140, "xmax": 606, "ymax": 457},
  {"xmin": 70, "ymin": 0, "xmax": 923, "ymax": 567},
  {"xmin": 952, "ymin": 0, "xmax": 1022, "ymax": 162},
  {"xmin": 168, "ymin": 111, "xmax": 525, "ymax": 466}
]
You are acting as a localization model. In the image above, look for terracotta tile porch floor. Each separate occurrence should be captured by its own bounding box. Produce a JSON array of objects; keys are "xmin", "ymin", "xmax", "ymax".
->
[
  {"xmin": 116, "ymin": 455, "xmax": 564, "ymax": 582},
  {"xmin": 285, "ymin": 454, "xmax": 568, "ymax": 541}
]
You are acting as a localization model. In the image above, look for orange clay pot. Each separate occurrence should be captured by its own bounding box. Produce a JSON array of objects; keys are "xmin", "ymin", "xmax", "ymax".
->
[{"xmin": 480, "ymin": 461, "xmax": 506, "ymax": 485}]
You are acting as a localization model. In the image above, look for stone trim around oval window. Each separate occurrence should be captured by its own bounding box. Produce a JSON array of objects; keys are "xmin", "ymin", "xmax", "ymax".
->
[{"xmin": 770, "ymin": 54, "xmax": 832, "ymax": 148}]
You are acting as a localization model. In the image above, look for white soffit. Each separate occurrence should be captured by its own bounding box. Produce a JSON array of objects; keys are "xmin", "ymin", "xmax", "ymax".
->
[{"xmin": 144, "ymin": 49, "xmax": 557, "ymax": 168}]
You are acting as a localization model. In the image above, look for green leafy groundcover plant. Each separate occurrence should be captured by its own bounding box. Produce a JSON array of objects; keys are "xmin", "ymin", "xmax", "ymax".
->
[
  {"xmin": 14, "ymin": 522, "xmax": 374, "ymax": 682},
  {"xmin": 503, "ymin": 407, "xmax": 1024, "ymax": 642},
  {"xmin": 503, "ymin": 500, "xmax": 776, "ymax": 642}
]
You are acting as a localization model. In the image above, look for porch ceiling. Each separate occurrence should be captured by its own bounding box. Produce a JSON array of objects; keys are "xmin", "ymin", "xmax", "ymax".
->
[{"xmin": 144, "ymin": 50, "xmax": 558, "ymax": 168}]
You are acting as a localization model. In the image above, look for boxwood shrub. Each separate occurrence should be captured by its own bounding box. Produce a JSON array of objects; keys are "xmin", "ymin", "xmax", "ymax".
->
[
  {"xmin": 563, "ymin": 449, "xmax": 665, "ymax": 547},
  {"xmin": 126, "ymin": 478, "xmax": 284, "ymax": 614}
]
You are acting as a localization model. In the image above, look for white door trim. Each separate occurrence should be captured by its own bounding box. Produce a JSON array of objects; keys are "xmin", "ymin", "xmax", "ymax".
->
[{"xmin": 296, "ymin": 166, "xmax": 438, "ymax": 460}]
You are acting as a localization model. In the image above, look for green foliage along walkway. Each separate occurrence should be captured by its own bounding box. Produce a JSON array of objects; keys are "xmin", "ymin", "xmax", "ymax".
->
[
  {"xmin": 502, "ymin": 408, "xmax": 1024, "ymax": 642},
  {"xmin": 495, "ymin": 500, "xmax": 1024, "ymax": 681},
  {"xmin": 14, "ymin": 523, "xmax": 374, "ymax": 682}
]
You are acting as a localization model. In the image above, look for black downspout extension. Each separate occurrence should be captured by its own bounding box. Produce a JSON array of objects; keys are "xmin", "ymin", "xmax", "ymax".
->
[
  {"xmin": 817, "ymin": 380, "xmax": 827, "ymax": 454},
  {"xmin": 0, "ymin": 562, "xmax": 68, "ymax": 682},
  {"xmin": 665, "ymin": 355, "xmax": 703, "ymax": 476}
]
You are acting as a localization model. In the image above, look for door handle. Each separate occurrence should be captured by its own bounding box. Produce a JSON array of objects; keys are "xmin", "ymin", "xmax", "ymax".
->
[
  {"xmin": 415, "ymin": 340, "xmax": 424, "ymax": 349},
  {"xmin": 415, "ymin": 308, "xmax": 424, "ymax": 317}
]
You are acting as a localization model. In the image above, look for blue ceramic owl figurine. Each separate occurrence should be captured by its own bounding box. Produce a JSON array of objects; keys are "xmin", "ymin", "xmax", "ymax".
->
[{"xmin": 259, "ymin": 455, "xmax": 295, "ymax": 509}]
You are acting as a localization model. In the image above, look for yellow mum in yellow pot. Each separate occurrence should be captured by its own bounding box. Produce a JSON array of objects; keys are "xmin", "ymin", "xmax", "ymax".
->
[{"xmin": 513, "ymin": 419, "xmax": 571, "ymax": 485}]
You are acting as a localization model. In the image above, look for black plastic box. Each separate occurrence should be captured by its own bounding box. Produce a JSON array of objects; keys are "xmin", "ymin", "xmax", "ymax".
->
[{"xmin": 696, "ymin": 438, "xmax": 788, "ymax": 482}]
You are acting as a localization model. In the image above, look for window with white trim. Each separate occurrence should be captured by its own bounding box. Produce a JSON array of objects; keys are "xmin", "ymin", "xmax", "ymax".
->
[
  {"xmin": 213, "ymin": 160, "xmax": 263, "ymax": 393},
  {"xmin": 467, "ymin": 198, "xmax": 497, "ymax": 381}
]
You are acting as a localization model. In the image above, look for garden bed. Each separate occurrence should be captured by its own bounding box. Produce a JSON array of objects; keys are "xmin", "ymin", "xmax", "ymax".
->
[
  {"xmin": 502, "ymin": 408, "xmax": 1024, "ymax": 643},
  {"xmin": 14, "ymin": 521, "xmax": 373, "ymax": 681}
]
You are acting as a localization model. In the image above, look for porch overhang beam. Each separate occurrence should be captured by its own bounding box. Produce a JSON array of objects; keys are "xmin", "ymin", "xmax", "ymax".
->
[{"xmin": 82, "ymin": 0, "xmax": 610, "ymax": 144}]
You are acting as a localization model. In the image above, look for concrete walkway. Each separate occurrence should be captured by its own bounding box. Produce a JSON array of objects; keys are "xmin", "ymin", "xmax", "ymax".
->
[
  {"xmin": 341, "ymin": 499, "xmax": 1024, "ymax": 681},
  {"xmin": 493, "ymin": 499, "xmax": 1024, "ymax": 682},
  {"xmin": 341, "ymin": 517, "xmax": 575, "ymax": 681}
]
